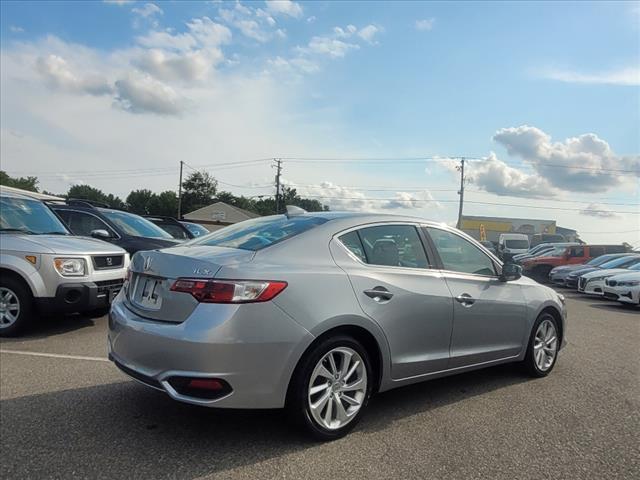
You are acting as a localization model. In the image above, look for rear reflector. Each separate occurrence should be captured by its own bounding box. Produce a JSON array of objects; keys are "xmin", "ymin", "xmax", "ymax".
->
[
  {"xmin": 170, "ymin": 279, "xmax": 287, "ymax": 303},
  {"xmin": 187, "ymin": 378, "xmax": 224, "ymax": 391}
]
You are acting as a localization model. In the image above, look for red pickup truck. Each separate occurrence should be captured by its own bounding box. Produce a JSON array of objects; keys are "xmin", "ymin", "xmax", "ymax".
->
[{"xmin": 522, "ymin": 244, "xmax": 629, "ymax": 280}]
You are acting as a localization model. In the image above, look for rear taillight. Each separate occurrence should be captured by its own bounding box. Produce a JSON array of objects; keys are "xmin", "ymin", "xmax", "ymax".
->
[{"xmin": 170, "ymin": 279, "xmax": 287, "ymax": 303}]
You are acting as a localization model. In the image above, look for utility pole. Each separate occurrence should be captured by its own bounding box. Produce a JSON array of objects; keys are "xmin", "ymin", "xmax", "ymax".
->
[
  {"xmin": 177, "ymin": 160, "xmax": 184, "ymax": 219},
  {"xmin": 273, "ymin": 158, "xmax": 282, "ymax": 214},
  {"xmin": 456, "ymin": 157, "xmax": 465, "ymax": 229}
]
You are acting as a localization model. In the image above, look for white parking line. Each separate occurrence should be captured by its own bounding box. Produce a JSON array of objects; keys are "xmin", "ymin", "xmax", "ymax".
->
[{"xmin": 0, "ymin": 349, "xmax": 109, "ymax": 362}]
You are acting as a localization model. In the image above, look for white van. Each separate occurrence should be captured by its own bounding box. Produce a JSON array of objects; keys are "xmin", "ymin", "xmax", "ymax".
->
[{"xmin": 498, "ymin": 233, "xmax": 530, "ymax": 262}]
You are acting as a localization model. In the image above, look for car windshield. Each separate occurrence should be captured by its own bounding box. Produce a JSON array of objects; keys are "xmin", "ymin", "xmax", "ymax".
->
[
  {"xmin": 101, "ymin": 210, "xmax": 173, "ymax": 239},
  {"xmin": 628, "ymin": 263, "xmax": 640, "ymax": 271},
  {"xmin": 600, "ymin": 256, "xmax": 639, "ymax": 269},
  {"xmin": 587, "ymin": 255, "xmax": 615, "ymax": 266},
  {"xmin": 505, "ymin": 239, "xmax": 529, "ymax": 249},
  {"xmin": 188, "ymin": 215, "xmax": 328, "ymax": 251},
  {"xmin": 181, "ymin": 222, "xmax": 209, "ymax": 237},
  {"xmin": 0, "ymin": 196, "xmax": 69, "ymax": 235}
]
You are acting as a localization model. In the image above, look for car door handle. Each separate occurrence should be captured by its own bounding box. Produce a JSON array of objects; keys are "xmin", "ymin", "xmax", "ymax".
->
[
  {"xmin": 455, "ymin": 293, "xmax": 475, "ymax": 307},
  {"xmin": 364, "ymin": 287, "xmax": 394, "ymax": 302}
]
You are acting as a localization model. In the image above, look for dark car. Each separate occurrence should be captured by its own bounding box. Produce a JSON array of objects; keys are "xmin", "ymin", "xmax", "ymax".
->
[
  {"xmin": 144, "ymin": 216, "xmax": 194, "ymax": 240},
  {"xmin": 480, "ymin": 240, "xmax": 497, "ymax": 255},
  {"xmin": 49, "ymin": 200, "xmax": 181, "ymax": 255},
  {"xmin": 565, "ymin": 254, "xmax": 640, "ymax": 288}
]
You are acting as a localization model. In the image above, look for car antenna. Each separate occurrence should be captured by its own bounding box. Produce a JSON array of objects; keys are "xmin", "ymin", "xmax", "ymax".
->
[{"xmin": 285, "ymin": 205, "xmax": 307, "ymax": 218}]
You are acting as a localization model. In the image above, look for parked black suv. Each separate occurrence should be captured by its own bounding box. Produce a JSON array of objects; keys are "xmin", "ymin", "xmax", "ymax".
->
[
  {"xmin": 144, "ymin": 216, "xmax": 195, "ymax": 240},
  {"xmin": 49, "ymin": 200, "xmax": 181, "ymax": 255}
]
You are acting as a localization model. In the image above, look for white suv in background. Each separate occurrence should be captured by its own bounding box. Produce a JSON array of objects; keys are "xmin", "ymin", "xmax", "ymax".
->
[{"xmin": 0, "ymin": 188, "xmax": 129, "ymax": 336}]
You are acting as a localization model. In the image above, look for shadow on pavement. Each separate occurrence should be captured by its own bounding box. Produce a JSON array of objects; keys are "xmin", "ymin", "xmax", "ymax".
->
[
  {"xmin": 0, "ymin": 363, "xmax": 530, "ymax": 479},
  {"xmin": 0, "ymin": 313, "xmax": 100, "ymax": 343}
]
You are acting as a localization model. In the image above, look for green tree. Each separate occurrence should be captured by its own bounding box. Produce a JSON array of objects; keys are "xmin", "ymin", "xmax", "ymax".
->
[
  {"xmin": 148, "ymin": 190, "xmax": 178, "ymax": 217},
  {"xmin": 281, "ymin": 187, "xmax": 328, "ymax": 212},
  {"xmin": 66, "ymin": 184, "xmax": 126, "ymax": 209},
  {"xmin": 181, "ymin": 171, "xmax": 217, "ymax": 215},
  {"xmin": 0, "ymin": 170, "xmax": 39, "ymax": 192},
  {"xmin": 126, "ymin": 189, "xmax": 154, "ymax": 215}
]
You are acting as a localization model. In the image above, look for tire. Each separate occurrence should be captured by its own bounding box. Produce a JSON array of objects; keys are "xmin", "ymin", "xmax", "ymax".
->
[
  {"xmin": 0, "ymin": 276, "xmax": 34, "ymax": 337},
  {"xmin": 288, "ymin": 335, "xmax": 373, "ymax": 441},
  {"xmin": 523, "ymin": 312, "xmax": 560, "ymax": 377},
  {"xmin": 533, "ymin": 265, "xmax": 553, "ymax": 283}
]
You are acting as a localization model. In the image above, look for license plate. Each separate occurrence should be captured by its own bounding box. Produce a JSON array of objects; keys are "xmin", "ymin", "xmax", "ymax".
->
[{"xmin": 136, "ymin": 277, "xmax": 163, "ymax": 310}]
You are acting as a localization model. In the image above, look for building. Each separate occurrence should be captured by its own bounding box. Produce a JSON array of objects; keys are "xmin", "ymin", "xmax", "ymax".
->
[
  {"xmin": 183, "ymin": 201, "xmax": 259, "ymax": 232},
  {"xmin": 460, "ymin": 215, "xmax": 557, "ymax": 243}
]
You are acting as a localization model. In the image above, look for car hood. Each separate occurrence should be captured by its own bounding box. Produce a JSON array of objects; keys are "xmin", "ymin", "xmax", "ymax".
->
[
  {"xmin": 550, "ymin": 264, "xmax": 584, "ymax": 274},
  {"xmin": 0, "ymin": 233, "xmax": 126, "ymax": 255},
  {"xmin": 607, "ymin": 271, "xmax": 640, "ymax": 282},
  {"xmin": 582, "ymin": 268, "xmax": 630, "ymax": 279},
  {"xmin": 569, "ymin": 267, "xmax": 598, "ymax": 277}
]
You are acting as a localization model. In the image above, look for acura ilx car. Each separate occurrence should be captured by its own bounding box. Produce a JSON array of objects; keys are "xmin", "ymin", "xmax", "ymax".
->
[{"xmin": 109, "ymin": 210, "xmax": 566, "ymax": 440}]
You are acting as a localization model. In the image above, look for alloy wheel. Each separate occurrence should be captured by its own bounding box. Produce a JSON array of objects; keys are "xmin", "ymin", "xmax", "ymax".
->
[
  {"xmin": 533, "ymin": 319, "xmax": 558, "ymax": 371},
  {"xmin": 307, "ymin": 347, "xmax": 367, "ymax": 430},
  {"xmin": 0, "ymin": 287, "xmax": 21, "ymax": 329}
]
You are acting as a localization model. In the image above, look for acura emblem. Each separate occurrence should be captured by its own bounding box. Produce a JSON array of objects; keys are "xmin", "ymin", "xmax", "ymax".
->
[{"xmin": 143, "ymin": 256, "xmax": 152, "ymax": 271}]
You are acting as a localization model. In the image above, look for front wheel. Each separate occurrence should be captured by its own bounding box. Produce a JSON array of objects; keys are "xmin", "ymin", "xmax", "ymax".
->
[
  {"xmin": 523, "ymin": 313, "xmax": 560, "ymax": 377},
  {"xmin": 0, "ymin": 277, "xmax": 33, "ymax": 337},
  {"xmin": 288, "ymin": 335, "xmax": 373, "ymax": 441}
]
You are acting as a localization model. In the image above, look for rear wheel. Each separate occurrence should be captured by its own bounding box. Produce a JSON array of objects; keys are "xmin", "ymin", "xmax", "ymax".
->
[
  {"xmin": 523, "ymin": 313, "xmax": 560, "ymax": 377},
  {"xmin": 288, "ymin": 335, "xmax": 373, "ymax": 440},
  {"xmin": 0, "ymin": 277, "xmax": 33, "ymax": 337}
]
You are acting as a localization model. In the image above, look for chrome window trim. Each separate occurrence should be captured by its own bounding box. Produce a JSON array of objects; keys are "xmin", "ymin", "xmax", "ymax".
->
[
  {"xmin": 334, "ymin": 221, "xmax": 436, "ymax": 272},
  {"xmin": 423, "ymin": 225, "xmax": 502, "ymax": 279}
]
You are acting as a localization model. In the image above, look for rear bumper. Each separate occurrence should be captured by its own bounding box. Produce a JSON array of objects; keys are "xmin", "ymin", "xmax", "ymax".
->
[
  {"xmin": 108, "ymin": 294, "xmax": 314, "ymax": 409},
  {"xmin": 35, "ymin": 280, "xmax": 124, "ymax": 313}
]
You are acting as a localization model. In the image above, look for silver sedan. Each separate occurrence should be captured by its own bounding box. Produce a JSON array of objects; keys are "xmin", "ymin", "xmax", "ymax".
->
[{"xmin": 109, "ymin": 211, "xmax": 566, "ymax": 440}]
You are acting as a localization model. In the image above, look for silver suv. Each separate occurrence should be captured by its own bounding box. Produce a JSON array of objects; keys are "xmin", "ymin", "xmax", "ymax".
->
[{"xmin": 1, "ymin": 189, "xmax": 129, "ymax": 336}]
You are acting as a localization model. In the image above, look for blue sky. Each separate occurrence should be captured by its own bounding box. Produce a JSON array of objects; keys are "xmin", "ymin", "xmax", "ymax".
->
[{"xmin": 1, "ymin": 1, "xmax": 638, "ymax": 243}]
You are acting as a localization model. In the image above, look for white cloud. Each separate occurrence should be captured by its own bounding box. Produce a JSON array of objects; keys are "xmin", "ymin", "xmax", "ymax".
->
[
  {"xmin": 132, "ymin": 49, "xmax": 219, "ymax": 82},
  {"xmin": 132, "ymin": 2, "xmax": 163, "ymax": 18},
  {"xmin": 114, "ymin": 73, "xmax": 184, "ymax": 115},
  {"xmin": 306, "ymin": 16, "xmax": 316, "ymax": 23},
  {"xmin": 415, "ymin": 18, "xmax": 435, "ymax": 31},
  {"xmin": 537, "ymin": 67, "xmax": 640, "ymax": 86},
  {"xmin": 218, "ymin": 3, "xmax": 280, "ymax": 43},
  {"xmin": 283, "ymin": 180, "xmax": 441, "ymax": 211},
  {"xmin": 306, "ymin": 36, "xmax": 359, "ymax": 58},
  {"xmin": 9, "ymin": 25, "xmax": 25, "ymax": 33},
  {"xmin": 265, "ymin": 0, "xmax": 303, "ymax": 19},
  {"xmin": 36, "ymin": 54, "xmax": 113, "ymax": 96},
  {"xmin": 462, "ymin": 152, "xmax": 556, "ymax": 198},
  {"xmin": 357, "ymin": 24, "xmax": 381, "ymax": 44},
  {"xmin": 132, "ymin": 2, "xmax": 163, "ymax": 29},
  {"xmin": 579, "ymin": 203, "xmax": 621, "ymax": 218},
  {"xmin": 493, "ymin": 125, "xmax": 640, "ymax": 192}
]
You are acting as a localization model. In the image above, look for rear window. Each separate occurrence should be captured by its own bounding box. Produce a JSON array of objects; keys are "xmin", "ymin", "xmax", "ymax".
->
[
  {"xmin": 505, "ymin": 239, "xmax": 529, "ymax": 249},
  {"xmin": 189, "ymin": 215, "xmax": 328, "ymax": 251}
]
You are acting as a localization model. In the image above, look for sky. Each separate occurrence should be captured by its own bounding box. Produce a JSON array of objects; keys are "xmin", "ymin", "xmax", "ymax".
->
[{"xmin": 0, "ymin": 0, "xmax": 639, "ymax": 245}]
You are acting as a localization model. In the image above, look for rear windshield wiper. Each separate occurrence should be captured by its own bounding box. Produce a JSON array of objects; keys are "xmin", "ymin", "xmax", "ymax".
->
[{"xmin": 0, "ymin": 228, "xmax": 35, "ymax": 234}]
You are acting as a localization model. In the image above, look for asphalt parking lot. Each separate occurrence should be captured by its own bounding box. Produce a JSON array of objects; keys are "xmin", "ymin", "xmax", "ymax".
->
[{"xmin": 1, "ymin": 293, "xmax": 638, "ymax": 480}]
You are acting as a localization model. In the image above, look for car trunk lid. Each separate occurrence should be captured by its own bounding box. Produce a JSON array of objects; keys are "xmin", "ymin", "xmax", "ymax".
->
[{"xmin": 124, "ymin": 246, "xmax": 254, "ymax": 323}]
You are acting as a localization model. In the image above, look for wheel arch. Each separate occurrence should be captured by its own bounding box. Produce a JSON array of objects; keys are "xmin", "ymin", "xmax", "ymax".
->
[
  {"xmin": 0, "ymin": 267, "xmax": 36, "ymax": 298},
  {"xmin": 285, "ymin": 323, "xmax": 386, "ymax": 405}
]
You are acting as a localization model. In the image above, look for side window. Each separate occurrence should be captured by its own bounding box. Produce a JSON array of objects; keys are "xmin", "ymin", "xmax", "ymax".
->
[
  {"xmin": 354, "ymin": 225, "xmax": 429, "ymax": 268},
  {"xmin": 604, "ymin": 245, "xmax": 625, "ymax": 254},
  {"xmin": 589, "ymin": 246, "xmax": 605, "ymax": 257},
  {"xmin": 427, "ymin": 228, "xmax": 497, "ymax": 276},
  {"xmin": 60, "ymin": 211, "xmax": 113, "ymax": 237},
  {"xmin": 568, "ymin": 246, "xmax": 584, "ymax": 257},
  {"xmin": 339, "ymin": 231, "xmax": 367, "ymax": 263}
]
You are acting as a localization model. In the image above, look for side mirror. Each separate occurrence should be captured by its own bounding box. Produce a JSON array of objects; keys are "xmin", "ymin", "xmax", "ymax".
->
[
  {"xmin": 500, "ymin": 263, "xmax": 522, "ymax": 282},
  {"xmin": 90, "ymin": 229, "xmax": 111, "ymax": 239}
]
